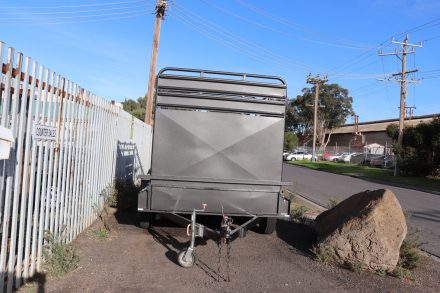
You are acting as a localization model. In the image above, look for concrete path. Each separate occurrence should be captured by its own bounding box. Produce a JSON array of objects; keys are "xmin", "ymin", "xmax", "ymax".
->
[{"xmin": 282, "ymin": 163, "xmax": 440, "ymax": 257}]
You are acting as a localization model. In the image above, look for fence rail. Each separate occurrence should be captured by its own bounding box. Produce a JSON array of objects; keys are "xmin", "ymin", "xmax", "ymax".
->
[{"xmin": 0, "ymin": 41, "xmax": 152, "ymax": 292}]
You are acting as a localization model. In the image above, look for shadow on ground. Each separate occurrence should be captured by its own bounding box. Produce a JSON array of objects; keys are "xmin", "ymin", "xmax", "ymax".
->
[
  {"xmin": 276, "ymin": 219, "xmax": 317, "ymax": 257},
  {"xmin": 16, "ymin": 272, "xmax": 47, "ymax": 293}
]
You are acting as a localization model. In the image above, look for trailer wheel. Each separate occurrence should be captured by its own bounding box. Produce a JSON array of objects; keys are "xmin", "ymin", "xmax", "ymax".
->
[
  {"xmin": 177, "ymin": 249, "xmax": 195, "ymax": 268},
  {"xmin": 138, "ymin": 212, "xmax": 154, "ymax": 229},
  {"xmin": 258, "ymin": 217, "xmax": 277, "ymax": 234}
]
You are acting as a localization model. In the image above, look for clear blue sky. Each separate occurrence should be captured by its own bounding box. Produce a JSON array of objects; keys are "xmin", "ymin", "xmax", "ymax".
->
[{"xmin": 1, "ymin": 0, "xmax": 439, "ymax": 122}]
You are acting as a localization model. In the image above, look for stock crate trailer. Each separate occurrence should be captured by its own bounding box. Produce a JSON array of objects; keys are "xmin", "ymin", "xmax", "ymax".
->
[{"xmin": 138, "ymin": 68, "xmax": 291, "ymax": 268}]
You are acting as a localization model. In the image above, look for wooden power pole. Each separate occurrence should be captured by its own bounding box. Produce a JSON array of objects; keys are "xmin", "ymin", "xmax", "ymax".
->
[
  {"xmin": 378, "ymin": 33, "xmax": 422, "ymax": 175},
  {"xmin": 306, "ymin": 74, "xmax": 327, "ymax": 162},
  {"xmin": 145, "ymin": 0, "xmax": 167, "ymax": 125}
]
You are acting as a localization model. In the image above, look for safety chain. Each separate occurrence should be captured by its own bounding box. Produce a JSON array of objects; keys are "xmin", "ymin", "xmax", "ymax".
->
[
  {"xmin": 217, "ymin": 237, "xmax": 222, "ymax": 282},
  {"xmin": 226, "ymin": 237, "xmax": 231, "ymax": 282},
  {"xmin": 217, "ymin": 215, "xmax": 233, "ymax": 282}
]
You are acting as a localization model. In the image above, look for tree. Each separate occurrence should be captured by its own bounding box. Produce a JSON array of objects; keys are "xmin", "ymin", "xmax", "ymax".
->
[
  {"xmin": 386, "ymin": 118, "xmax": 440, "ymax": 176},
  {"xmin": 122, "ymin": 96, "xmax": 147, "ymax": 121},
  {"xmin": 284, "ymin": 131, "xmax": 298, "ymax": 151},
  {"xmin": 286, "ymin": 83, "xmax": 354, "ymax": 148}
]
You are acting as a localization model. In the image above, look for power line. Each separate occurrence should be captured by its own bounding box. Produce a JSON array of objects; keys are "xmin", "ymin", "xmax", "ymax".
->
[
  {"xmin": 0, "ymin": 0, "xmax": 149, "ymax": 9},
  {"xmin": 171, "ymin": 3, "xmax": 320, "ymax": 72},
  {"xmin": 199, "ymin": 0, "xmax": 373, "ymax": 51},
  {"xmin": 170, "ymin": 11, "xmax": 296, "ymax": 72},
  {"xmin": 173, "ymin": 3, "xmax": 313, "ymax": 69},
  {"xmin": 406, "ymin": 17, "xmax": 440, "ymax": 34},
  {"xmin": 0, "ymin": 9, "xmax": 148, "ymax": 21},
  {"xmin": 0, "ymin": 3, "xmax": 152, "ymax": 16},
  {"xmin": 234, "ymin": 0, "xmax": 374, "ymax": 50},
  {"xmin": 0, "ymin": 12, "xmax": 147, "ymax": 26},
  {"xmin": 329, "ymin": 16, "xmax": 440, "ymax": 76}
]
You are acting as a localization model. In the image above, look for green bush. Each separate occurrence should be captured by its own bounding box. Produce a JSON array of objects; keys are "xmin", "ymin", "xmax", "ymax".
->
[
  {"xmin": 392, "ymin": 266, "xmax": 413, "ymax": 280},
  {"xmin": 387, "ymin": 117, "xmax": 440, "ymax": 176},
  {"xmin": 311, "ymin": 245, "xmax": 336, "ymax": 263},
  {"xmin": 43, "ymin": 231, "xmax": 79, "ymax": 277},
  {"xmin": 290, "ymin": 204, "xmax": 309, "ymax": 223}
]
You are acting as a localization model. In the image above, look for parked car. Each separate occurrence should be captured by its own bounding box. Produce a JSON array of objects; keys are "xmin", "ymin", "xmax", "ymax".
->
[
  {"xmin": 370, "ymin": 155, "xmax": 395, "ymax": 168},
  {"xmin": 337, "ymin": 153, "xmax": 357, "ymax": 163},
  {"xmin": 286, "ymin": 151, "xmax": 315, "ymax": 161},
  {"xmin": 326, "ymin": 153, "xmax": 344, "ymax": 162},
  {"xmin": 350, "ymin": 153, "xmax": 382, "ymax": 165},
  {"xmin": 322, "ymin": 152, "xmax": 336, "ymax": 161},
  {"xmin": 283, "ymin": 152, "xmax": 291, "ymax": 161}
]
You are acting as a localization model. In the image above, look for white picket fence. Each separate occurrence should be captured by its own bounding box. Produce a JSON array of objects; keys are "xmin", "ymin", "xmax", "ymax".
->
[{"xmin": 0, "ymin": 41, "xmax": 152, "ymax": 292}]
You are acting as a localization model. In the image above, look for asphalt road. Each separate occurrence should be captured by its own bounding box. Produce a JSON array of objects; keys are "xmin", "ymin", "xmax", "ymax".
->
[{"xmin": 282, "ymin": 163, "xmax": 440, "ymax": 257}]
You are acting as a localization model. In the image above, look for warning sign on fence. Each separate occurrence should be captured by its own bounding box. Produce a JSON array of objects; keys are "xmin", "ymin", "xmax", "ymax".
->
[{"xmin": 34, "ymin": 124, "xmax": 57, "ymax": 141}]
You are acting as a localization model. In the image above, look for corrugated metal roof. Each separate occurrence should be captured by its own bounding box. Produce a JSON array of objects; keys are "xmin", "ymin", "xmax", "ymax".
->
[{"xmin": 332, "ymin": 113, "xmax": 439, "ymax": 134}]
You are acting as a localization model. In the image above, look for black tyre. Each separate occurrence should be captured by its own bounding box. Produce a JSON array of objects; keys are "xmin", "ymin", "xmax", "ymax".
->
[
  {"xmin": 138, "ymin": 212, "xmax": 154, "ymax": 229},
  {"xmin": 258, "ymin": 217, "xmax": 277, "ymax": 234}
]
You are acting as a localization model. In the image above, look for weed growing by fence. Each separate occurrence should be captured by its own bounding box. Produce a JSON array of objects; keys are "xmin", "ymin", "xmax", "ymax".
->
[
  {"xmin": 43, "ymin": 231, "xmax": 79, "ymax": 277},
  {"xmin": 91, "ymin": 184, "xmax": 118, "ymax": 239},
  {"xmin": 93, "ymin": 227, "xmax": 109, "ymax": 239}
]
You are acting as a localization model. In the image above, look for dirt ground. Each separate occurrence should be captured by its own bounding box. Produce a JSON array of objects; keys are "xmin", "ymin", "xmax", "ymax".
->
[{"xmin": 19, "ymin": 209, "xmax": 440, "ymax": 293}]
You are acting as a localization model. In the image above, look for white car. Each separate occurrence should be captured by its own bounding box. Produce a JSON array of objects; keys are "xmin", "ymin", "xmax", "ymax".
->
[
  {"xmin": 286, "ymin": 151, "xmax": 314, "ymax": 161},
  {"xmin": 337, "ymin": 153, "xmax": 357, "ymax": 163}
]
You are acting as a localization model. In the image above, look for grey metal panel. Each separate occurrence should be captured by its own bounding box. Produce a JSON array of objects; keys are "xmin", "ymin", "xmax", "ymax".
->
[
  {"xmin": 152, "ymin": 109, "xmax": 284, "ymax": 182},
  {"xmin": 156, "ymin": 95, "xmax": 285, "ymax": 115},
  {"xmin": 151, "ymin": 186, "xmax": 278, "ymax": 215},
  {"xmin": 158, "ymin": 76, "xmax": 286, "ymax": 97}
]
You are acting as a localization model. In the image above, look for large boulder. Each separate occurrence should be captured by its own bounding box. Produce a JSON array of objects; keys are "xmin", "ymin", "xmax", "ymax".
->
[{"xmin": 314, "ymin": 189, "xmax": 407, "ymax": 271}]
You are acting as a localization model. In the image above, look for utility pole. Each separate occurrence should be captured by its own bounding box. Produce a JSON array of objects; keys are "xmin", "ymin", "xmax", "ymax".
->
[
  {"xmin": 378, "ymin": 34, "xmax": 422, "ymax": 144},
  {"xmin": 306, "ymin": 74, "xmax": 328, "ymax": 162},
  {"xmin": 378, "ymin": 33, "xmax": 422, "ymax": 175},
  {"xmin": 145, "ymin": 0, "xmax": 167, "ymax": 125}
]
